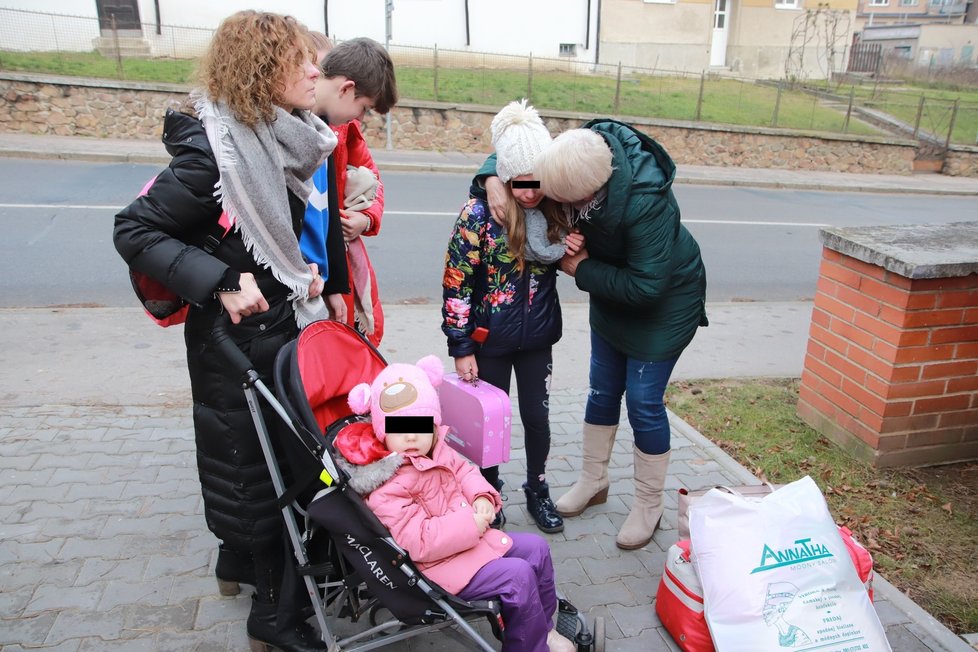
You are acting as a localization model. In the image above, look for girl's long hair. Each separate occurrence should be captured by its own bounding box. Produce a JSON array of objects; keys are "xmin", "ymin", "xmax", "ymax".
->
[{"xmin": 500, "ymin": 192, "xmax": 571, "ymax": 274}]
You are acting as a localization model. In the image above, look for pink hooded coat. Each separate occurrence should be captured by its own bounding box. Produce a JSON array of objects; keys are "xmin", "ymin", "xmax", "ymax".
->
[{"xmin": 364, "ymin": 434, "xmax": 510, "ymax": 594}]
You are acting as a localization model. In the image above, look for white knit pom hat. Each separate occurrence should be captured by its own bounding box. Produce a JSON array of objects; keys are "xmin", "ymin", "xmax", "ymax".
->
[{"xmin": 490, "ymin": 99, "xmax": 552, "ymax": 183}]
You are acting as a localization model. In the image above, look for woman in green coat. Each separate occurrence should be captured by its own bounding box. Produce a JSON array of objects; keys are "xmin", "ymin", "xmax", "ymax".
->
[{"xmin": 535, "ymin": 119, "xmax": 708, "ymax": 550}]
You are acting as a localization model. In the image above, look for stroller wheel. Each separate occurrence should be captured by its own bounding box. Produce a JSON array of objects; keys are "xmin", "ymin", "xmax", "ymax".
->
[
  {"xmin": 367, "ymin": 603, "xmax": 403, "ymax": 633},
  {"xmin": 591, "ymin": 616, "xmax": 606, "ymax": 652}
]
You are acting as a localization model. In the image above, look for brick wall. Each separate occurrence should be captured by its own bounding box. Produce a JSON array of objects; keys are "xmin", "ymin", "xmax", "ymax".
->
[{"xmin": 798, "ymin": 237, "xmax": 978, "ymax": 467}]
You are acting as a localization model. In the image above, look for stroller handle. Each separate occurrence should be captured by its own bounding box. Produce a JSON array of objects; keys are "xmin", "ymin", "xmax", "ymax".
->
[{"xmin": 211, "ymin": 312, "xmax": 258, "ymax": 380}]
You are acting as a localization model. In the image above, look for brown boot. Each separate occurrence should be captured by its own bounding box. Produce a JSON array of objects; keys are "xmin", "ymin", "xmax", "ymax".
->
[
  {"xmin": 555, "ymin": 423, "xmax": 618, "ymax": 517},
  {"xmin": 616, "ymin": 448, "xmax": 670, "ymax": 550}
]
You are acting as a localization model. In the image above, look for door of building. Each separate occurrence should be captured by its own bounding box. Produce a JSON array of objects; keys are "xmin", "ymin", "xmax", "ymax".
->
[
  {"xmin": 710, "ymin": 0, "xmax": 729, "ymax": 67},
  {"xmin": 96, "ymin": 0, "xmax": 142, "ymax": 32}
]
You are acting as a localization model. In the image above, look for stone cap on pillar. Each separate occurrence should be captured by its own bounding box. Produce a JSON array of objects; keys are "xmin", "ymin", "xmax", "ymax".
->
[{"xmin": 820, "ymin": 221, "xmax": 978, "ymax": 279}]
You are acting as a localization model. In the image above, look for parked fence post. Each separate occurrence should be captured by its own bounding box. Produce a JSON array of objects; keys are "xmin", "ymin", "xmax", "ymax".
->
[
  {"xmin": 913, "ymin": 94, "xmax": 925, "ymax": 140},
  {"xmin": 945, "ymin": 99, "xmax": 959, "ymax": 151},
  {"xmin": 843, "ymin": 85, "xmax": 854, "ymax": 133},
  {"xmin": 772, "ymin": 81, "xmax": 783, "ymax": 127},
  {"xmin": 695, "ymin": 70, "xmax": 705, "ymax": 122},
  {"xmin": 111, "ymin": 14, "xmax": 124, "ymax": 79},
  {"xmin": 433, "ymin": 44, "xmax": 439, "ymax": 101},
  {"xmin": 613, "ymin": 61, "xmax": 622, "ymax": 115},
  {"xmin": 527, "ymin": 53, "xmax": 533, "ymax": 103}
]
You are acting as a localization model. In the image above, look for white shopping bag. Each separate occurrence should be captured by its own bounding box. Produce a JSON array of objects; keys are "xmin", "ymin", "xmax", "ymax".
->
[{"xmin": 689, "ymin": 476, "xmax": 891, "ymax": 652}]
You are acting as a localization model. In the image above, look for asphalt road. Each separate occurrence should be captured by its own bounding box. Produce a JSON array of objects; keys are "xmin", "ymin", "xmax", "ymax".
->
[{"xmin": 1, "ymin": 159, "xmax": 975, "ymax": 308}]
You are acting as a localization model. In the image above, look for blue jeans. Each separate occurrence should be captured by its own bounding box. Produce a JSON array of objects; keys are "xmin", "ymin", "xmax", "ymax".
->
[{"xmin": 584, "ymin": 331, "xmax": 679, "ymax": 455}]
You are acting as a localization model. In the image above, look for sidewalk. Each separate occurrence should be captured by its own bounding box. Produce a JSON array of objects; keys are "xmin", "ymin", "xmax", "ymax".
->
[
  {"xmin": 1, "ymin": 134, "xmax": 976, "ymax": 650},
  {"xmin": 2, "ymin": 131, "xmax": 978, "ymax": 195}
]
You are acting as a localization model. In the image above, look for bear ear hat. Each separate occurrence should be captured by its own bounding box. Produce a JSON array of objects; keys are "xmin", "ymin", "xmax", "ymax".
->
[
  {"xmin": 348, "ymin": 382, "xmax": 372, "ymax": 415},
  {"xmin": 415, "ymin": 355, "xmax": 444, "ymax": 388}
]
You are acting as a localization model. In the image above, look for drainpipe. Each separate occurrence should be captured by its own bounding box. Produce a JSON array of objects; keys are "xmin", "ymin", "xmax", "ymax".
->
[
  {"xmin": 586, "ymin": 0, "xmax": 591, "ymax": 50},
  {"xmin": 464, "ymin": 0, "xmax": 471, "ymax": 46},
  {"xmin": 323, "ymin": 0, "xmax": 329, "ymax": 36},
  {"xmin": 595, "ymin": 0, "xmax": 602, "ymax": 64},
  {"xmin": 154, "ymin": 0, "xmax": 161, "ymax": 34}
]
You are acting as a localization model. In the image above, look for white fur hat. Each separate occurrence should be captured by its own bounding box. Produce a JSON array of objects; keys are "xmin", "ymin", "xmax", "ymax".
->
[{"xmin": 490, "ymin": 99, "xmax": 552, "ymax": 183}]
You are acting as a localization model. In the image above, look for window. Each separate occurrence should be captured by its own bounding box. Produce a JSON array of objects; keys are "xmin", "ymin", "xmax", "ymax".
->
[
  {"xmin": 899, "ymin": 0, "xmax": 918, "ymax": 6},
  {"xmin": 643, "ymin": 0, "xmax": 677, "ymax": 4},
  {"xmin": 775, "ymin": 0, "xmax": 800, "ymax": 8},
  {"xmin": 869, "ymin": 0, "xmax": 889, "ymax": 6},
  {"xmin": 558, "ymin": 43, "xmax": 577, "ymax": 57}
]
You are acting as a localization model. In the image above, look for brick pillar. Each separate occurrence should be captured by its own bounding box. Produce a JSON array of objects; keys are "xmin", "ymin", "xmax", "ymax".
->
[{"xmin": 797, "ymin": 223, "xmax": 978, "ymax": 468}]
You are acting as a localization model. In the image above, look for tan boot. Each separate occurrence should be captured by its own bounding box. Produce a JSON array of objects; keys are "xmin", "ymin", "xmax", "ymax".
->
[
  {"xmin": 616, "ymin": 447, "xmax": 670, "ymax": 550},
  {"xmin": 555, "ymin": 423, "xmax": 618, "ymax": 517}
]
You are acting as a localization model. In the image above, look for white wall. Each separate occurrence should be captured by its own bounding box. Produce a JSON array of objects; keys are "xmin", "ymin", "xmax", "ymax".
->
[{"xmin": 1, "ymin": 0, "xmax": 596, "ymax": 62}]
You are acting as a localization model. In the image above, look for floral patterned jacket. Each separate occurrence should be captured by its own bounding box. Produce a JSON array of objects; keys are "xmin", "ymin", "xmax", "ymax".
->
[{"xmin": 442, "ymin": 197, "xmax": 562, "ymax": 358}]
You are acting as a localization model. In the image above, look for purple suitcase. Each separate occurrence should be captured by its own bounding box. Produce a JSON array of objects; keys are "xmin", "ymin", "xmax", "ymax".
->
[{"xmin": 438, "ymin": 373, "xmax": 512, "ymax": 468}]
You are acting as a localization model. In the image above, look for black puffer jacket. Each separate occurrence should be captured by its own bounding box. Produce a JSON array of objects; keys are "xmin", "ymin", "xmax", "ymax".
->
[
  {"xmin": 114, "ymin": 109, "xmax": 306, "ymax": 550},
  {"xmin": 442, "ymin": 197, "xmax": 561, "ymax": 358}
]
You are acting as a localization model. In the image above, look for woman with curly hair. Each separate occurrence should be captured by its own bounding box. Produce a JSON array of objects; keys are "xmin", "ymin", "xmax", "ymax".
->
[{"xmin": 114, "ymin": 11, "xmax": 335, "ymax": 651}]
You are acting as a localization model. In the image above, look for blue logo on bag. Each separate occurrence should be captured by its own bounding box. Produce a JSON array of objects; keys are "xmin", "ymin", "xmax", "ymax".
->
[{"xmin": 751, "ymin": 537, "xmax": 833, "ymax": 574}]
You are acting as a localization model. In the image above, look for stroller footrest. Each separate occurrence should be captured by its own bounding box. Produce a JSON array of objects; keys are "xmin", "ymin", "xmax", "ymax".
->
[{"xmin": 298, "ymin": 562, "xmax": 335, "ymax": 577}]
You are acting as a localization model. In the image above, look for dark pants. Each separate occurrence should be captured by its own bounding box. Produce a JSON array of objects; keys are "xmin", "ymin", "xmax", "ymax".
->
[{"xmin": 476, "ymin": 347, "xmax": 553, "ymax": 486}]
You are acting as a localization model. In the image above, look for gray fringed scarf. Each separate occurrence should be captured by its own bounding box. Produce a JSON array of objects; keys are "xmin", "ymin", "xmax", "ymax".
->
[{"xmin": 195, "ymin": 92, "xmax": 338, "ymax": 327}]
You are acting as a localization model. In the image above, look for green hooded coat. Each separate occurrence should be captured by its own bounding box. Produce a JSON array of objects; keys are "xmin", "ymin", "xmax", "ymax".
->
[{"xmin": 570, "ymin": 119, "xmax": 707, "ymax": 361}]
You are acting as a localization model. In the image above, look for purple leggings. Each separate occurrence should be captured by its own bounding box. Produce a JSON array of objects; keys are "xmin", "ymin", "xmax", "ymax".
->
[{"xmin": 457, "ymin": 532, "xmax": 556, "ymax": 652}]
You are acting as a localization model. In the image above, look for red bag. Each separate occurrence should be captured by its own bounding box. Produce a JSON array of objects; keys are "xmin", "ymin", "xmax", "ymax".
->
[
  {"xmin": 437, "ymin": 373, "xmax": 512, "ymax": 468},
  {"xmin": 127, "ymin": 175, "xmax": 231, "ymax": 327},
  {"xmin": 655, "ymin": 529, "xmax": 875, "ymax": 652}
]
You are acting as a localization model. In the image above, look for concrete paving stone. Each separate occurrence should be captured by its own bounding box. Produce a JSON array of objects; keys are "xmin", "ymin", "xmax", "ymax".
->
[
  {"xmin": 128, "ymin": 493, "xmax": 200, "ymax": 516},
  {"xmin": 126, "ymin": 533, "xmax": 195, "ymax": 557},
  {"xmin": 622, "ymin": 572, "xmax": 661, "ymax": 606},
  {"xmin": 41, "ymin": 516, "xmax": 115, "ymax": 540},
  {"xmin": 27, "ymin": 453, "xmax": 95, "ymax": 471},
  {"xmin": 156, "ymin": 465, "xmax": 200, "ymax": 484},
  {"xmin": 168, "ymin": 575, "xmax": 220, "ymax": 606},
  {"xmin": 608, "ymin": 625, "xmax": 678, "ymax": 652},
  {"xmin": 98, "ymin": 577, "xmax": 175, "ymax": 612},
  {"xmin": 553, "ymin": 556, "xmax": 588, "ymax": 586},
  {"xmin": 548, "ymin": 535, "xmax": 607, "ymax": 567},
  {"xmin": 154, "ymin": 622, "xmax": 233, "ymax": 652},
  {"xmin": 24, "ymin": 582, "xmax": 104, "ymax": 615},
  {"xmin": 75, "ymin": 557, "xmax": 148, "ymax": 587},
  {"xmin": 137, "ymin": 452, "xmax": 196, "ymax": 470},
  {"xmin": 100, "ymin": 513, "xmax": 167, "ymax": 538},
  {"xmin": 59, "ymin": 535, "xmax": 130, "ymax": 561},
  {"xmin": 580, "ymin": 553, "xmax": 649, "ymax": 585},
  {"xmin": 0, "ymin": 612, "xmax": 58, "ymax": 646},
  {"xmin": 84, "ymin": 498, "xmax": 142, "ymax": 519},
  {"xmin": 885, "ymin": 623, "xmax": 938, "ymax": 651},
  {"xmin": 3, "ymin": 469, "xmax": 57, "ymax": 494},
  {"xmin": 0, "ymin": 642, "xmax": 81, "ymax": 652},
  {"xmin": 2, "ymin": 538, "xmax": 66, "ymax": 564},
  {"xmin": 119, "ymin": 436, "xmax": 194, "ymax": 455},
  {"xmin": 1, "ymin": 453, "xmax": 40, "ymax": 471},
  {"xmin": 123, "ymin": 601, "xmax": 197, "ymax": 634},
  {"xmin": 560, "ymin": 512, "xmax": 620, "ymax": 541},
  {"xmin": 0, "ymin": 584, "xmax": 33, "ymax": 617},
  {"xmin": 559, "ymin": 579, "xmax": 634, "ymax": 612},
  {"xmin": 875, "ymin": 595, "xmax": 915, "ymax": 626},
  {"xmin": 75, "ymin": 633, "xmax": 158, "ymax": 650},
  {"xmin": 143, "ymin": 551, "xmax": 209, "ymax": 580},
  {"xmin": 0, "ymin": 521, "xmax": 44, "ymax": 540},
  {"xmin": 194, "ymin": 594, "xmax": 251, "ymax": 630},
  {"xmin": 45, "ymin": 606, "xmax": 127, "ymax": 645},
  {"xmin": 608, "ymin": 601, "xmax": 660, "ymax": 637},
  {"xmin": 160, "ymin": 513, "xmax": 209, "ymax": 535},
  {"xmin": 13, "ymin": 499, "xmax": 92, "ymax": 524},
  {"xmin": 2, "ymin": 558, "xmax": 82, "ymax": 592},
  {"xmin": 47, "ymin": 427, "xmax": 112, "ymax": 443}
]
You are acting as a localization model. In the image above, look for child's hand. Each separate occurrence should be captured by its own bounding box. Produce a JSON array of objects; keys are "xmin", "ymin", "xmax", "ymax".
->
[
  {"xmin": 565, "ymin": 232, "xmax": 585, "ymax": 255},
  {"xmin": 473, "ymin": 497, "xmax": 495, "ymax": 518},
  {"xmin": 473, "ymin": 510, "xmax": 492, "ymax": 535}
]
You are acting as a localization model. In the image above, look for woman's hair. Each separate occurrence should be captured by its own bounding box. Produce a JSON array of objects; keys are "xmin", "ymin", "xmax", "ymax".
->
[
  {"xmin": 307, "ymin": 30, "xmax": 333, "ymax": 58},
  {"xmin": 535, "ymin": 129, "xmax": 614, "ymax": 203},
  {"xmin": 198, "ymin": 10, "xmax": 315, "ymax": 128},
  {"xmin": 502, "ymin": 195, "xmax": 571, "ymax": 274}
]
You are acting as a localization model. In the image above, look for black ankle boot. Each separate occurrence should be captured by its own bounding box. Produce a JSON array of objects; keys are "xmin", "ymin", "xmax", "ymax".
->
[
  {"xmin": 247, "ymin": 599, "xmax": 327, "ymax": 652},
  {"xmin": 215, "ymin": 544, "xmax": 255, "ymax": 596},
  {"xmin": 524, "ymin": 481, "xmax": 564, "ymax": 533}
]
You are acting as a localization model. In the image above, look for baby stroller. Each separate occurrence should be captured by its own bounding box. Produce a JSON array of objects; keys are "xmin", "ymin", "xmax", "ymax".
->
[{"xmin": 212, "ymin": 318, "xmax": 605, "ymax": 651}]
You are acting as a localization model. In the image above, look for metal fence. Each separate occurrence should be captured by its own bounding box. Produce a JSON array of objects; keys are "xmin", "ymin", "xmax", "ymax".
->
[{"xmin": 2, "ymin": 6, "xmax": 976, "ymax": 145}]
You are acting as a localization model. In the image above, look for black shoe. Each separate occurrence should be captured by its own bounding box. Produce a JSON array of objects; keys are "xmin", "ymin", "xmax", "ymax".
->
[
  {"xmin": 215, "ymin": 544, "xmax": 255, "ymax": 596},
  {"xmin": 247, "ymin": 599, "xmax": 327, "ymax": 652},
  {"xmin": 524, "ymin": 481, "xmax": 564, "ymax": 533}
]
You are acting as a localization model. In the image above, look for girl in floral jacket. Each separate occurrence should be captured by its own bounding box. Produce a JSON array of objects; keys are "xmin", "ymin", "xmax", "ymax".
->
[{"xmin": 441, "ymin": 100, "xmax": 583, "ymax": 534}]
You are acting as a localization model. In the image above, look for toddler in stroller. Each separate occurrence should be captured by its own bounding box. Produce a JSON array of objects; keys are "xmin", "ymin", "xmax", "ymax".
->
[{"xmin": 336, "ymin": 354, "xmax": 577, "ymax": 652}]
